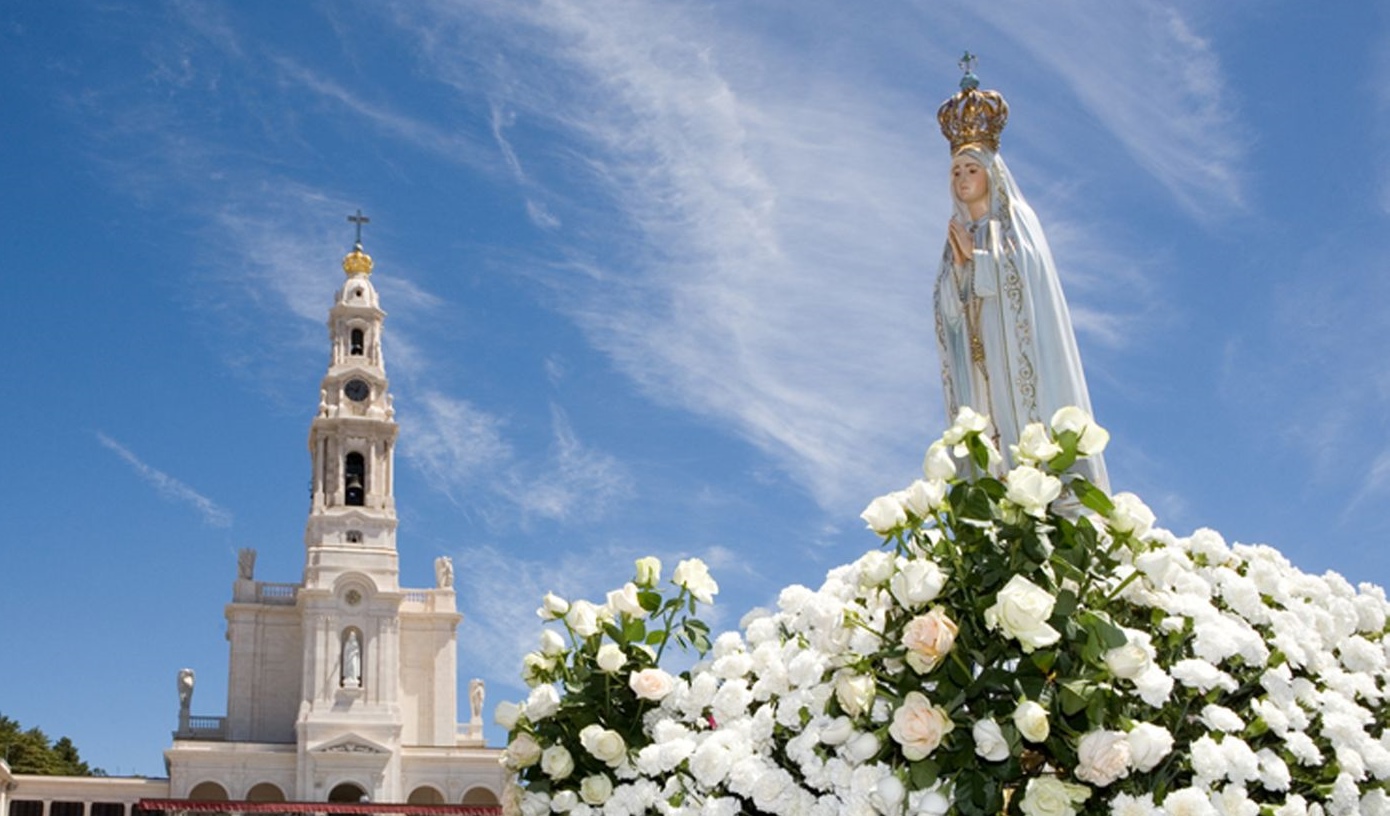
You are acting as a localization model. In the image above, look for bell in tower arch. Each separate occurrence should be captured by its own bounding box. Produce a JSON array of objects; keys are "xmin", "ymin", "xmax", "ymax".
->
[{"xmin": 344, "ymin": 452, "xmax": 366, "ymax": 507}]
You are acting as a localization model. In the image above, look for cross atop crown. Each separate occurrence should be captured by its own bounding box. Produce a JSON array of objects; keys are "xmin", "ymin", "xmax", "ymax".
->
[{"xmin": 937, "ymin": 52, "xmax": 1009, "ymax": 154}]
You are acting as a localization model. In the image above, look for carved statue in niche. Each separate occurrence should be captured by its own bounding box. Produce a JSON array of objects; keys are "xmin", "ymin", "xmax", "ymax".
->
[{"xmin": 342, "ymin": 630, "xmax": 362, "ymax": 688}]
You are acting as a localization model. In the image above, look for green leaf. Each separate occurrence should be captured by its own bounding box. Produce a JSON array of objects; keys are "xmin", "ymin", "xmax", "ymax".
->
[
  {"xmin": 960, "ymin": 485, "xmax": 993, "ymax": 521},
  {"xmin": 637, "ymin": 590, "xmax": 662, "ymax": 613},
  {"xmin": 1052, "ymin": 589, "xmax": 1078, "ymax": 619},
  {"xmin": 1059, "ymin": 680, "xmax": 1091, "ymax": 715},
  {"xmin": 1071, "ymin": 478, "xmax": 1114, "ymax": 516},
  {"xmin": 909, "ymin": 758, "xmax": 940, "ymax": 789}
]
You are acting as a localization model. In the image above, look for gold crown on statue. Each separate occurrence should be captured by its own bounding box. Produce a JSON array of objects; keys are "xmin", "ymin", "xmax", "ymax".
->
[{"xmin": 937, "ymin": 52, "xmax": 1009, "ymax": 154}]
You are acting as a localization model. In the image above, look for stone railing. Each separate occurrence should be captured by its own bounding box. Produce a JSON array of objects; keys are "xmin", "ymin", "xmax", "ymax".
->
[
  {"xmin": 176, "ymin": 715, "xmax": 227, "ymax": 741},
  {"xmin": 256, "ymin": 582, "xmax": 299, "ymax": 605}
]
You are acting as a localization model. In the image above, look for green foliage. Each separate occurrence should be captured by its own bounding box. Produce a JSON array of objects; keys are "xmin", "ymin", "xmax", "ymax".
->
[{"xmin": 0, "ymin": 714, "xmax": 102, "ymax": 776}]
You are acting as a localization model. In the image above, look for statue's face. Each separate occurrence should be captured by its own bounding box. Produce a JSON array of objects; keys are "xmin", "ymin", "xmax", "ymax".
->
[{"xmin": 951, "ymin": 155, "xmax": 989, "ymax": 210}]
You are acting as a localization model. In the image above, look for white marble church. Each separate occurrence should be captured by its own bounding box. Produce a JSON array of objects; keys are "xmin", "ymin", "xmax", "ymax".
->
[{"xmin": 2, "ymin": 227, "xmax": 506, "ymax": 816}]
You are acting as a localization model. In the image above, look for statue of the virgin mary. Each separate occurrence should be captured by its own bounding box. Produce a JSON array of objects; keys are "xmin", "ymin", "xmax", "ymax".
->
[{"xmin": 933, "ymin": 56, "xmax": 1109, "ymax": 491}]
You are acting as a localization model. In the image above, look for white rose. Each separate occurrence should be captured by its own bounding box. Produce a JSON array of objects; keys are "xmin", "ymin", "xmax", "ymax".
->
[
  {"xmin": 923, "ymin": 440, "xmax": 957, "ymax": 480},
  {"xmin": 521, "ymin": 652, "xmax": 554, "ymax": 686},
  {"xmin": 1019, "ymin": 776, "xmax": 1089, "ymax": 816},
  {"xmin": 835, "ymin": 672, "xmax": 876, "ymax": 718},
  {"xmin": 634, "ymin": 556, "xmax": 661, "ymax": 588},
  {"xmin": 579, "ymin": 724, "xmax": 627, "ymax": 766},
  {"xmin": 1126, "ymin": 723, "xmax": 1174, "ymax": 772},
  {"xmin": 845, "ymin": 731, "xmax": 880, "ymax": 763},
  {"xmin": 525, "ymin": 684, "xmax": 561, "ymax": 721},
  {"xmin": 858, "ymin": 550, "xmax": 894, "ymax": 586},
  {"xmin": 1012, "ymin": 422, "xmax": 1062, "ymax": 465},
  {"xmin": 890, "ymin": 558, "xmax": 947, "ymax": 607},
  {"xmin": 984, "ymin": 575, "xmax": 1061, "ymax": 651},
  {"xmin": 550, "ymin": 790, "xmax": 577, "ymax": 813},
  {"xmin": 504, "ymin": 732, "xmax": 542, "ymax": 768},
  {"xmin": 902, "ymin": 607, "xmax": 958, "ymax": 674},
  {"xmin": 1050, "ymin": 406, "xmax": 1109, "ymax": 456},
  {"xmin": 1013, "ymin": 699, "xmax": 1050, "ymax": 743},
  {"xmin": 1004, "ymin": 465, "xmax": 1063, "ymax": 518},
  {"xmin": 888, "ymin": 691, "xmax": 954, "ymax": 761},
  {"xmin": 860, "ymin": 495, "xmax": 907, "ymax": 534},
  {"xmin": 1074, "ymin": 730, "xmax": 1132, "ymax": 787},
  {"xmin": 672, "ymin": 558, "xmax": 719, "ymax": 604},
  {"xmin": 606, "ymin": 582, "xmax": 646, "ymax": 618},
  {"xmin": 629, "ymin": 667, "xmax": 676, "ymax": 701},
  {"xmin": 539, "ymin": 628, "xmax": 566, "ymax": 656},
  {"xmin": 944, "ymin": 406, "xmax": 990, "ymax": 444},
  {"xmin": 595, "ymin": 643, "xmax": 627, "ymax": 673},
  {"xmin": 1104, "ymin": 628, "xmax": 1154, "ymax": 680},
  {"xmin": 540, "ymin": 744, "xmax": 574, "ymax": 780},
  {"xmin": 518, "ymin": 792, "xmax": 549, "ymax": 816},
  {"xmin": 494, "ymin": 700, "xmax": 521, "ymax": 730},
  {"xmin": 538, "ymin": 592, "xmax": 569, "ymax": 619},
  {"xmin": 1109, "ymin": 492, "xmax": 1156, "ymax": 538},
  {"xmin": 872, "ymin": 775, "xmax": 906, "ymax": 813},
  {"xmin": 565, "ymin": 600, "xmax": 602, "ymax": 637},
  {"xmin": 900, "ymin": 479, "xmax": 948, "ymax": 517},
  {"xmin": 578, "ymin": 774, "xmax": 612, "ymax": 806},
  {"xmin": 973, "ymin": 718, "xmax": 1010, "ymax": 762}
]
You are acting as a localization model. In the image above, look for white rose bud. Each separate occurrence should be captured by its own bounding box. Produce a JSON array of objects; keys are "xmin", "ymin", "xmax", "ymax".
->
[
  {"xmin": 1013, "ymin": 699, "xmax": 1050, "ymax": 743},
  {"xmin": 606, "ymin": 582, "xmax": 647, "ymax": 618},
  {"xmin": 595, "ymin": 643, "xmax": 628, "ymax": 673},
  {"xmin": 899, "ymin": 479, "xmax": 948, "ymax": 517},
  {"xmin": 820, "ymin": 716, "xmax": 854, "ymax": 746},
  {"xmin": 1050, "ymin": 406, "xmax": 1109, "ymax": 456},
  {"xmin": 1011, "ymin": 422, "xmax": 1062, "ymax": 465},
  {"xmin": 835, "ymin": 672, "xmax": 875, "ymax": 718},
  {"xmin": 871, "ymin": 775, "xmax": 906, "ymax": 813},
  {"xmin": 540, "ymin": 744, "xmax": 574, "ymax": 781},
  {"xmin": 860, "ymin": 494, "xmax": 907, "ymax": 535},
  {"xmin": 629, "ymin": 667, "xmax": 676, "ymax": 701},
  {"xmin": 1109, "ymin": 492, "xmax": 1156, "ymax": 538},
  {"xmin": 565, "ymin": 600, "xmax": 602, "ymax": 637},
  {"xmin": 539, "ymin": 628, "xmax": 566, "ymax": 656},
  {"xmin": 494, "ymin": 700, "xmax": 521, "ymax": 730},
  {"xmin": 844, "ymin": 731, "xmax": 881, "ymax": 763},
  {"xmin": 538, "ymin": 592, "xmax": 569, "ymax": 619},
  {"xmin": 578, "ymin": 774, "xmax": 613, "ymax": 806},
  {"xmin": 923, "ymin": 440, "xmax": 957, "ymax": 480},
  {"xmin": 1104, "ymin": 629, "xmax": 1154, "ymax": 680},
  {"xmin": 973, "ymin": 718, "xmax": 1010, "ymax": 762},
  {"xmin": 634, "ymin": 556, "xmax": 661, "ymax": 588},
  {"xmin": 672, "ymin": 558, "xmax": 720, "ymax": 604}
]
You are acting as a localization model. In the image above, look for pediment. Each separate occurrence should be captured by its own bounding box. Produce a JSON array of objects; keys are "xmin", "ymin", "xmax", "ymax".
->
[{"xmin": 312, "ymin": 734, "xmax": 389, "ymax": 755}]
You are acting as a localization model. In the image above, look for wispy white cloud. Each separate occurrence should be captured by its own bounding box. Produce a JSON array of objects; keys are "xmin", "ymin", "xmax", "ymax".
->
[{"xmin": 96, "ymin": 432, "xmax": 233, "ymax": 527}]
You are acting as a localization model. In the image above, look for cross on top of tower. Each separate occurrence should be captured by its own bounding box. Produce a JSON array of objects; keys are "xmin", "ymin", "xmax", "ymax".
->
[{"xmin": 348, "ymin": 209, "xmax": 370, "ymax": 249}]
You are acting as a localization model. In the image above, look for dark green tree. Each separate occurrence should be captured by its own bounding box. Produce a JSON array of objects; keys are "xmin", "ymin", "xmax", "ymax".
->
[{"xmin": 0, "ymin": 714, "xmax": 102, "ymax": 776}]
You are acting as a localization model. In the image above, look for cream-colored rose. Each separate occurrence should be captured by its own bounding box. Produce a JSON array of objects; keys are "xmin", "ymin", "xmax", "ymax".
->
[
  {"xmin": 899, "ymin": 479, "xmax": 948, "ymax": 518},
  {"xmin": 539, "ymin": 628, "xmax": 566, "ymax": 656},
  {"xmin": 672, "ymin": 558, "xmax": 720, "ymax": 604},
  {"xmin": 504, "ymin": 732, "xmax": 542, "ymax": 768},
  {"xmin": 1125, "ymin": 723, "xmax": 1174, "ymax": 772},
  {"xmin": 835, "ymin": 672, "xmax": 875, "ymax": 718},
  {"xmin": 595, "ymin": 643, "xmax": 627, "ymax": 673},
  {"xmin": 973, "ymin": 718, "xmax": 1010, "ymax": 762},
  {"xmin": 579, "ymin": 724, "xmax": 627, "ymax": 766},
  {"xmin": 634, "ymin": 556, "xmax": 661, "ymax": 588},
  {"xmin": 540, "ymin": 744, "xmax": 574, "ymax": 780},
  {"xmin": 578, "ymin": 774, "xmax": 613, "ymax": 806},
  {"xmin": 860, "ymin": 494, "xmax": 907, "ymax": 535},
  {"xmin": 606, "ymin": 582, "xmax": 646, "ymax": 618},
  {"xmin": 890, "ymin": 558, "xmax": 947, "ymax": 608},
  {"xmin": 1013, "ymin": 699, "xmax": 1050, "ymax": 743},
  {"xmin": 984, "ymin": 575, "xmax": 1061, "ymax": 651},
  {"xmin": 629, "ymin": 667, "xmax": 676, "ymax": 701},
  {"xmin": 1050, "ymin": 406, "xmax": 1109, "ymax": 456},
  {"xmin": 923, "ymin": 440, "xmax": 957, "ymax": 480},
  {"xmin": 888, "ymin": 691, "xmax": 954, "ymax": 761},
  {"xmin": 1005, "ymin": 465, "xmax": 1063, "ymax": 519},
  {"xmin": 549, "ymin": 791, "xmax": 577, "ymax": 813},
  {"xmin": 902, "ymin": 607, "xmax": 958, "ymax": 674},
  {"xmin": 1012, "ymin": 422, "xmax": 1062, "ymax": 465},
  {"xmin": 1074, "ymin": 729, "xmax": 1132, "ymax": 786},
  {"xmin": 1104, "ymin": 629, "xmax": 1154, "ymax": 680},
  {"xmin": 1019, "ymin": 776, "xmax": 1089, "ymax": 816},
  {"xmin": 565, "ymin": 600, "xmax": 601, "ymax": 637},
  {"xmin": 538, "ymin": 592, "xmax": 569, "ymax": 619}
]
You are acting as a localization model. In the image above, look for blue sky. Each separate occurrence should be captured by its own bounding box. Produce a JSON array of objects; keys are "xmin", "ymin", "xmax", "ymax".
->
[{"xmin": 2, "ymin": 1, "xmax": 1388, "ymax": 778}]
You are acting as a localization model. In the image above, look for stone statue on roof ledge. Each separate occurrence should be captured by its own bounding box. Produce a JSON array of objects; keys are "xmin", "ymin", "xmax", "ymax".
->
[{"xmin": 933, "ymin": 53, "xmax": 1109, "ymax": 492}]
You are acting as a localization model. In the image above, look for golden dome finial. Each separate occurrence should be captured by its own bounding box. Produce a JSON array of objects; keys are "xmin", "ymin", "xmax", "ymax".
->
[
  {"xmin": 937, "ymin": 51, "xmax": 1009, "ymax": 154},
  {"xmin": 342, "ymin": 209, "xmax": 374, "ymax": 276}
]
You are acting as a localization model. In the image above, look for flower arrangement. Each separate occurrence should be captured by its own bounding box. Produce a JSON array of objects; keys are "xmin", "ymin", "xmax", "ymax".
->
[{"xmin": 500, "ymin": 408, "xmax": 1390, "ymax": 816}]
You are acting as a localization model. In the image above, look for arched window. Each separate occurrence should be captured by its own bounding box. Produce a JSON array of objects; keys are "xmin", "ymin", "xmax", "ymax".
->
[
  {"xmin": 247, "ymin": 783, "xmax": 286, "ymax": 803},
  {"xmin": 329, "ymin": 783, "xmax": 368, "ymax": 804},
  {"xmin": 344, "ymin": 452, "xmax": 365, "ymax": 506},
  {"xmin": 350, "ymin": 328, "xmax": 365, "ymax": 356},
  {"xmin": 408, "ymin": 787, "xmax": 445, "ymax": 805},
  {"xmin": 188, "ymin": 782, "xmax": 229, "ymax": 802}
]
